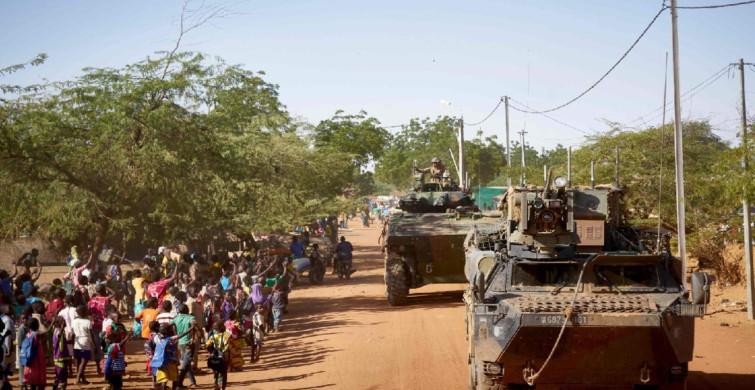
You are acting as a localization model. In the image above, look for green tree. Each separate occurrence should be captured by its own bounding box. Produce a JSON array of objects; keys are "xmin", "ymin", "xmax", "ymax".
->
[
  {"xmin": 0, "ymin": 52, "xmax": 352, "ymax": 253},
  {"xmin": 313, "ymin": 110, "xmax": 391, "ymax": 168}
]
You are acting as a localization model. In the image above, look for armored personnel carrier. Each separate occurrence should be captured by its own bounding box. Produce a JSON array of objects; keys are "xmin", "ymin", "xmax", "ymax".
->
[
  {"xmin": 463, "ymin": 168, "xmax": 710, "ymax": 390},
  {"xmin": 382, "ymin": 171, "xmax": 498, "ymax": 306}
]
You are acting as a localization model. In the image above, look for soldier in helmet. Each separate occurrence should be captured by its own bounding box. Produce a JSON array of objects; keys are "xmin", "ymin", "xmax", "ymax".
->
[{"xmin": 415, "ymin": 157, "xmax": 446, "ymax": 183}]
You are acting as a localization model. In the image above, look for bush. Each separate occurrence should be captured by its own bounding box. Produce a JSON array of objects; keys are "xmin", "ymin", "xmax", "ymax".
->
[{"xmin": 687, "ymin": 228, "xmax": 743, "ymax": 285}]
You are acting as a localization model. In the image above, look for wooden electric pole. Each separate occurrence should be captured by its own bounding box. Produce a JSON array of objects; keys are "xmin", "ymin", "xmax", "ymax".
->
[
  {"xmin": 505, "ymin": 96, "xmax": 511, "ymax": 187},
  {"xmin": 670, "ymin": 0, "xmax": 688, "ymax": 282},
  {"xmin": 734, "ymin": 58, "xmax": 754, "ymax": 320}
]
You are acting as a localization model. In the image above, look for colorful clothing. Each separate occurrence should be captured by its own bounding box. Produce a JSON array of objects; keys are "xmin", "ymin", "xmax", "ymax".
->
[
  {"xmin": 88, "ymin": 296, "xmax": 110, "ymax": 331},
  {"xmin": 53, "ymin": 329, "xmax": 71, "ymax": 386},
  {"xmin": 45, "ymin": 298, "xmax": 65, "ymax": 323},
  {"xmin": 132, "ymin": 299, "xmax": 146, "ymax": 337},
  {"xmin": 105, "ymin": 322, "xmax": 127, "ymax": 344},
  {"xmin": 224, "ymin": 320, "xmax": 244, "ymax": 369},
  {"xmin": 146, "ymin": 279, "xmax": 171, "ymax": 305},
  {"xmin": 205, "ymin": 331, "xmax": 230, "ymax": 371},
  {"xmin": 22, "ymin": 331, "xmax": 47, "ymax": 385},
  {"xmin": 135, "ymin": 308, "xmax": 158, "ymax": 339}
]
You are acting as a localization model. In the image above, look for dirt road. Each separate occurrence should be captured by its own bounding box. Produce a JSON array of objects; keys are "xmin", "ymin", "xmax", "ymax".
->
[{"xmin": 35, "ymin": 223, "xmax": 755, "ymax": 389}]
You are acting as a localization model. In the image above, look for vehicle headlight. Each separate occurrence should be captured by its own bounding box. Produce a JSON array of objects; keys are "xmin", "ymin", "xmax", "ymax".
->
[{"xmin": 554, "ymin": 175, "xmax": 567, "ymax": 188}]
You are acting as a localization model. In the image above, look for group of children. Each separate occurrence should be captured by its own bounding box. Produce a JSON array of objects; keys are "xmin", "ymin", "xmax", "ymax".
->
[{"xmin": 0, "ymin": 242, "xmax": 309, "ymax": 390}]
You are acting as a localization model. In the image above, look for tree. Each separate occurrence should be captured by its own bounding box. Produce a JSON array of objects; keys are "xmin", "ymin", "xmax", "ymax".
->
[
  {"xmin": 0, "ymin": 52, "xmax": 352, "ymax": 254},
  {"xmin": 313, "ymin": 110, "xmax": 391, "ymax": 168},
  {"xmin": 563, "ymin": 121, "xmax": 732, "ymax": 228}
]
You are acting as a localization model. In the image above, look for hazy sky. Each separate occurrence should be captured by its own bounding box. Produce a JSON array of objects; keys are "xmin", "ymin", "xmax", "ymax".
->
[{"xmin": 2, "ymin": 0, "xmax": 754, "ymax": 154}]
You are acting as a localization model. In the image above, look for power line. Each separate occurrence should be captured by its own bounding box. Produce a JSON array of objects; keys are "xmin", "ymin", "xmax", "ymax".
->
[
  {"xmin": 508, "ymin": 97, "xmax": 590, "ymax": 134},
  {"xmin": 511, "ymin": 5, "xmax": 668, "ymax": 114},
  {"xmin": 463, "ymin": 97, "xmax": 503, "ymax": 126},
  {"xmin": 622, "ymin": 64, "xmax": 733, "ymax": 127},
  {"xmin": 675, "ymin": 0, "xmax": 755, "ymax": 9},
  {"xmin": 624, "ymin": 65, "xmax": 731, "ymax": 129}
]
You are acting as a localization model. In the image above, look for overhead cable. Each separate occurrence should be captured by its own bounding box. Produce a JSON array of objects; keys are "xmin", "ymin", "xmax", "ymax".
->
[
  {"xmin": 508, "ymin": 98, "xmax": 589, "ymax": 134},
  {"xmin": 622, "ymin": 64, "xmax": 732, "ymax": 127},
  {"xmin": 463, "ymin": 98, "xmax": 504, "ymax": 126},
  {"xmin": 510, "ymin": 6, "xmax": 667, "ymax": 114},
  {"xmin": 675, "ymin": 0, "xmax": 755, "ymax": 9}
]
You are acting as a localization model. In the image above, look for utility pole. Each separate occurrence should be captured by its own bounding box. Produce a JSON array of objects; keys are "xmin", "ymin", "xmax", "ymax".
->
[
  {"xmin": 519, "ymin": 129, "xmax": 528, "ymax": 186},
  {"xmin": 567, "ymin": 146, "xmax": 572, "ymax": 188},
  {"xmin": 505, "ymin": 96, "xmax": 511, "ymax": 187},
  {"xmin": 735, "ymin": 58, "xmax": 754, "ymax": 320},
  {"xmin": 459, "ymin": 118, "xmax": 465, "ymax": 188},
  {"xmin": 670, "ymin": 0, "xmax": 688, "ymax": 283}
]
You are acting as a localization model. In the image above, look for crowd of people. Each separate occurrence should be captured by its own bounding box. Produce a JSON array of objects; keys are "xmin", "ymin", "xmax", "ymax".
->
[{"xmin": 0, "ymin": 234, "xmax": 355, "ymax": 390}]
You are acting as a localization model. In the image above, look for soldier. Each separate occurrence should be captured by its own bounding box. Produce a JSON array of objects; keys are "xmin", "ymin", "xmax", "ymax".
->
[{"xmin": 415, "ymin": 157, "xmax": 446, "ymax": 183}]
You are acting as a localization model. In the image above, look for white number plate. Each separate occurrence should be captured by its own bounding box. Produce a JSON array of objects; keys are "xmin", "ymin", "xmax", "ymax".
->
[{"xmin": 539, "ymin": 315, "xmax": 588, "ymax": 325}]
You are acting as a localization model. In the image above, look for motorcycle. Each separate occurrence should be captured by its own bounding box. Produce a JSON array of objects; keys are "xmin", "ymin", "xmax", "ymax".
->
[{"xmin": 333, "ymin": 253, "xmax": 352, "ymax": 280}]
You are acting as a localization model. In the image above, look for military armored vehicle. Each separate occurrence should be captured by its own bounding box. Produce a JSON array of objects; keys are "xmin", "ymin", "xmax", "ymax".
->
[
  {"xmin": 463, "ymin": 167, "xmax": 710, "ymax": 390},
  {"xmin": 382, "ymin": 171, "xmax": 498, "ymax": 306}
]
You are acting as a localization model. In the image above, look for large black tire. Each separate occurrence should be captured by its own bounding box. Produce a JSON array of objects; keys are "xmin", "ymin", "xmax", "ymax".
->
[{"xmin": 385, "ymin": 260, "xmax": 409, "ymax": 306}]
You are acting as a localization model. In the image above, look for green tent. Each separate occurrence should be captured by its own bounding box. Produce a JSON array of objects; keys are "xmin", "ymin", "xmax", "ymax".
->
[{"xmin": 472, "ymin": 186, "xmax": 506, "ymax": 210}]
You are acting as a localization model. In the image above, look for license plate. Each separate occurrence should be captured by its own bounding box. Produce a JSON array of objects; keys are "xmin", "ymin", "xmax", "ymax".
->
[{"xmin": 539, "ymin": 314, "xmax": 588, "ymax": 325}]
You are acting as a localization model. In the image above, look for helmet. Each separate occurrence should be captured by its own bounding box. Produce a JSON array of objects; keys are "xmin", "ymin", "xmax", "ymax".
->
[{"xmin": 431, "ymin": 157, "xmax": 440, "ymax": 163}]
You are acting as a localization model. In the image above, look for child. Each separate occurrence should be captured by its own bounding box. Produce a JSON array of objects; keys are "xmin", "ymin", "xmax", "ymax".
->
[
  {"xmin": 135, "ymin": 297, "xmax": 159, "ymax": 340},
  {"xmin": 156, "ymin": 301, "xmax": 175, "ymax": 325},
  {"xmin": 52, "ymin": 317, "xmax": 72, "ymax": 390},
  {"xmin": 223, "ymin": 310, "xmax": 243, "ymax": 372},
  {"xmin": 153, "ymin": 323, "xmax": 193, "ymax": 390},
  {"xmin": 269, "ymin": 285, "xmax": 285, "ymax": 333},
  {"xmin": 123, "ymin": 271, "xmax": 136, "ymax": 317},
  {"xmin": 220, "ymin": 292, "xmax": 234, "ymax": 322},
  {"xmin": 15, "ymin": 313, "xmax": 28, "ymax": 389},
  {"xmin": 71, "ymin": 305, "xmax": 94, "ymax": 385},
  {"xmin": 103, "ymin": 318, "xmax": 132, "ymax": 390},
  {"xmin": 144, "ymin": 321, "xmax": 160, "ymax": 384},
  {"xmin": 57, "ymin": 296, "xmax": 77, "ymax": 377},
  {"xmin": 251, "ymin": 304, "xmax": 265, "ymax": 363},
  {"xmin": 205, "ymin": 321, "xmax": 229, "ymax": 390},
  {"xmin": 23, "ymin": 317, "xmax": 47, "ymax": 390},
  {"xmin": 131, "ymin": 270, "xmax": 147, "ymax": 336}
]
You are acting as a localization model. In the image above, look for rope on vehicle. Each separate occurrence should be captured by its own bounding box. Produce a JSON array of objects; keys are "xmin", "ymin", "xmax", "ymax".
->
[{"xmin": 523, "ymin": 254, "xmax": 596, "ymax": 386}]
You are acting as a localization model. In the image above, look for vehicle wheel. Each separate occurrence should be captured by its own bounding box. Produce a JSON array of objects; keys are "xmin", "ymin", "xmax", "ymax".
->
[
  {"xmin": 309, "ymin": 266, "xmax": 325, "ymax": 285},
  {"xmin": 345, "ymin": 264, "xmax": 351, "ymax": 280},
  {"xmin": 385, "ymin": 259, "xmax": 409, "ymax": 306}
]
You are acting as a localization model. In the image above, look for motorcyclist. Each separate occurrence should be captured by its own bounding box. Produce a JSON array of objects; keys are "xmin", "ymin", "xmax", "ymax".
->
[
  {"xmin": 333, "ymin": 236, "xmax": 356, "ymax": 276},
  {"xmin": 309, "ymin": 244, "xmax": 323, "ymax": 268}
]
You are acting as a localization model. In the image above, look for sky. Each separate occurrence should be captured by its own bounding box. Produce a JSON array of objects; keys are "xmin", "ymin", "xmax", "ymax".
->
[{"xmin": 2, "ymin": 0, "xmax": 754, "ymax": 157}]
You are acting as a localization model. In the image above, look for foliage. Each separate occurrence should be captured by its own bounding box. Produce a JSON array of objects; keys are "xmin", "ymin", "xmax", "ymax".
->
[
  {"xmin": 687, "ymin": 228, "xmax": 742, "ymax": 285},
  {"xmin": 313, "ymin": 110, "xmax": 391, "ymax": 169},
  {"xmin": 0, "ymin": 52, "xmax": 352, "ymax": 253},
  {"xmin": 375, "ymin": 116, "xmax": 507, "ymax": 189}
]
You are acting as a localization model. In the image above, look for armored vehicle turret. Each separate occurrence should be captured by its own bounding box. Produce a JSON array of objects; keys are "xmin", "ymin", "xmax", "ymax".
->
[
  {"xmin": 398, "ymin": 170, "xmax": 475, "ymax": 213},
  {"xmin": 464, "ymin": 166, "xmax": 710, "ymax": 390}
]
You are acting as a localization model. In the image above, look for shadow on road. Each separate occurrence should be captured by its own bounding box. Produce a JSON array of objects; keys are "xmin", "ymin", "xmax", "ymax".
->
[{"xmin": 688, "ymin": 372, "xmax": 755, "ymax": 390}]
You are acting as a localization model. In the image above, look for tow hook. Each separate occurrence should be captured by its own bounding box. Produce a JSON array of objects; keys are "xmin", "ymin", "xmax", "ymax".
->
[
  {"xmin": 426, "ymin": 263, "xmax": 433, "ymax": 273},
  {"xmin": 522, "ymin": 360, "xmax": 536, "ymax": 384},
  {"xmin": 640, "ymin": 361, "xmax": 651, "ymax": 383}
]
